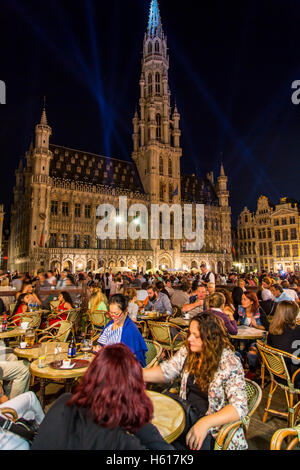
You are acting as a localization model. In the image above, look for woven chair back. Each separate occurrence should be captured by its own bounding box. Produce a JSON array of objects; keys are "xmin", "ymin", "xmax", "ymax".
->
[
  {"xmin": 147, "ymin": 321, "xmax": 172, "ymax": 346},
  {"xmin": 144, "ymin": 340, "xmax": 163, "ymax": 368},
  {"xmin": 257, "ymin": 341, "xmax": 290, "ymax": 382},
  {"xmin": 19, "ymin": 312, "xmax": 41, "ymax": 329},
  {"xmin": 245, "ymin": 379, "xmax": 263, "ymax": 415},
  {"xmin": 66, "ymin": 308, "xmax": 80, "ymax": 324},
  {"xmin": 50, "ymin": 300, "xmax": 60, "ymax": 313},
  {"xmin": 9, "ymin": 303, "xmax": 16, "ymax": 315},
  {"xmin": 89, "ymin": 310, "xmax": 107, "ymax": 328},
  {"xmin": 55, "ymin": 320, "xmax": 73, "ymax": 342}
]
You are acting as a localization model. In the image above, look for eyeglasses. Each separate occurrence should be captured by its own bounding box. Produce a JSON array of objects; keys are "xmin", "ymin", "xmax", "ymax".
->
[{"xmin": 109, "ymin": 309, "xmax": 124, "ymax": 317}]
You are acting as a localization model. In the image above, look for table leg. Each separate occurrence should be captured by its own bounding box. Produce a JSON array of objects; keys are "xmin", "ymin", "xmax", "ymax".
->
[
  {"xmin": 65, "ymin": 379, "xmax": 73, "ymax": 394},
  {"xmin": 39, "ymin": 379, "xmax": 46, "ymax": 409}
]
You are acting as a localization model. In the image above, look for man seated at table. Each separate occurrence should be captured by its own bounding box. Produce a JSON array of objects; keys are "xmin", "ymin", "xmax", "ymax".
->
[
  {"xmin": 0, "ymin": 344, "xmax": 30, "ymax": 403},
  {"xmin": 170, "ymin": 283, "xmax": 190, "ymax": 308},
  {"xmin": 145, "ymin": 286, "xmax": 173, "ymax": 317},
  {"xmin": 164, "ymin": 279, "xmax": 175, "ymax": 299},
  {"xmin": 0, "ymin": 391, "xmax": 44, "ymax": 450},
  {"xmin": 270, "ymin": 284, "xmax": 294, "ymax": 304},
  {"xmin": 182, "ymin": 286, "xmax": 207, "ymax": 319}
]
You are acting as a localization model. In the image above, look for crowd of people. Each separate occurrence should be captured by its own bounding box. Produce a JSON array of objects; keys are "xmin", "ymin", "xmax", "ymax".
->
[{"xmin": 0, "ymin": 263, "xmax": 299, "ymax": 450}]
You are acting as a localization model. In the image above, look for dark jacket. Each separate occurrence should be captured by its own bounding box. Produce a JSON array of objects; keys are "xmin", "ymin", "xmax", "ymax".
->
[
  {"xmin": 206, "ymin": 308, "xmax": 238, "ymax": 336},
  {"xmin": 31, "ymin": 393, "xmax": 174, "ymax": 450},
  {"xmin": 267, "ymin": 325, "xmax": 300, "ymax": 388}
]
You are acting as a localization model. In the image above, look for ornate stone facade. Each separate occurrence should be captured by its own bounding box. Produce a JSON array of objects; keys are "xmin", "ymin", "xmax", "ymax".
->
[
  {"xmin": 237, "ymin": 195, "xmax": 300, "ymax": 273},
  {"xmin": 8, "ymin": 0, "xmax": 232, "ymax": 274}
]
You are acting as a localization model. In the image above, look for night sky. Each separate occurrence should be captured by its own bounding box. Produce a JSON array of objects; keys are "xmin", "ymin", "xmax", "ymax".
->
[{"xmin": 1, "ymin": 0, "xmax": 300, "ymax": 230}]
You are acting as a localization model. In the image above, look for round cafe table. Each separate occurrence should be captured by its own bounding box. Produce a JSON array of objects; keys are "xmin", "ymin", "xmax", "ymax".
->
[
  {"xmin": 230, "ymin": 325, "xmax": 266, "ymax": 341},
  {"xmin": 147, "ymin": 390, "xmax": 185, "ymax": 443},
  {"xmin": 0, "ymin": 327, "xmax": 26, "ymax": 340},
  {"xmin": 169, "ymin": 317, "xmax": 190, "ymax": 328},
  {"xmin": 14, "ymin": 341, "xmax": 69, "ymax": 362},
  {"xmin": 30, "ymin": 352, "xmax": 92, "ymax": 409}
]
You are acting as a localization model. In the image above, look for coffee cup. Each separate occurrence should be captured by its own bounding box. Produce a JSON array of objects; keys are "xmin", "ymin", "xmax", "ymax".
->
[
  {"xmin": 62, "ymin": 359, "xmax": 71, "ymax": 368},
  {"xmin": 20, "ymin": 342, "xmax": 27, "ymax": 349}
]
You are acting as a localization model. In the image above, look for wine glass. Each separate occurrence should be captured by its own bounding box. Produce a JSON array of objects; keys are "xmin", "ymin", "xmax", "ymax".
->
[{"xmin": 80, "ymin": 339, "xmax": 92, "ymax": 360}]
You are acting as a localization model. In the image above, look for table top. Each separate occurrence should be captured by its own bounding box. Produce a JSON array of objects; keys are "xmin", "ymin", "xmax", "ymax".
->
[
  {"xmin": 147, "ymin": 390, "xmax": 185, "ymax": 443},
  {"xmin": 14, "ymin": 342, "xmax": 69, "ymax": 361},
  {"xmin": 30, "ymin": 352, "xmax": 92, "ymax": 380},
  {"xmin": 137, "ymin": 314, "xmax": 163, "ymax": 321},
  {"xmin": 169, "ymin": 317, "xmax": 190, "ymax": 328},
  {"xmin": 0, "ymin": 327, "xmax": 26, "ymax": 339},
  {"xmin": 230, "ymin": 325, "xmax": 266, "ymax": 340}
]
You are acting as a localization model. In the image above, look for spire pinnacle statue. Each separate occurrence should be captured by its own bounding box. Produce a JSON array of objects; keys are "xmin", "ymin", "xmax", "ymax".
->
[{"xmin": 147, "ymin": 0, "xmax": 163, "ymax": 38}]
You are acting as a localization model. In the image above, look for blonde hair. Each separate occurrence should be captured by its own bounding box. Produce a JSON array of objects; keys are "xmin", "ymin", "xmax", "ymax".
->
[
  {"xmin": 124, "ymin": 288, "xmax": 137, "ymax": 302},
  {"xmin": 269, "ymin": 301, "xmax": 299, "ymax": 335},
  {"xmin": 89, "ymin": 287, "xmax": 107, "ymax": 313},
  {"xmin": 206, "ymin": 292, "xmax": 226, "ymax": 309}
]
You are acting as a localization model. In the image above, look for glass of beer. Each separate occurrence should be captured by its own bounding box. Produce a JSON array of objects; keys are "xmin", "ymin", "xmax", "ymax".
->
[{"xmin": 24, "ymin": 328, "xmax": 35, "ymax": 348}]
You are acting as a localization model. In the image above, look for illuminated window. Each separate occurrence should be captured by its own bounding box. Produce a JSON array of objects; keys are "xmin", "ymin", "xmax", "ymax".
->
[
  {"xmin": 156, "ymin": 114, "xmax": 161, "ymax": 139},
  {"xmin": 159, "ymin": 156, "xmax": 164, "ymax": 175}
]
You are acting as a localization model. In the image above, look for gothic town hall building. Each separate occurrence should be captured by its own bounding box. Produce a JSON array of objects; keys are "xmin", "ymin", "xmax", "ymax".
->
[{"xmin": 9, "ymin": 0, "xmax": 232, "ymax": 274}]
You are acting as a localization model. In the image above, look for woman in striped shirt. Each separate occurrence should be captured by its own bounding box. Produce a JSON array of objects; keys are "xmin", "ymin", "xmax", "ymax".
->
[{"xmin": 94, "ymin": 294, "xmax": 148, "ymax": 367}]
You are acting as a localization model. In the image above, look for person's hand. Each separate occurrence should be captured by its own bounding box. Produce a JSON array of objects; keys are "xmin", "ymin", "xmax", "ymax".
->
[
  {"xmin": 186, "ymin": 417, "xmax": 210, "ymax": 450},
  {"xmin": 0, "ymin": 395, "xmax": 8, "ymax": 404}
]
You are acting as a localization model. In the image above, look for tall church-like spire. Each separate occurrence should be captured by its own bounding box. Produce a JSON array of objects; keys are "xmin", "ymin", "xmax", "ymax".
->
[
  {"xmin": 147, "ymin": 0, "xmax": 163, "ymax": 39},
  {"xmin": 132, "ymin": 0, "xmax": 182, "ymax": 205}
]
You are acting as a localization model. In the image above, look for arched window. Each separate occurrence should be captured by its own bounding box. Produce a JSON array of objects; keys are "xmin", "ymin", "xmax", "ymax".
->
[
  {"xmin": 156, "ymin": 113, "xmax": 161, "ymax": 140},
  {"xmin": 160, "ymin": 182, "xmax": 164, "ymax": 201},
  {"xmin": 155, "ymin": 41, "xmax": 160, "ymax": 52},
  {"xmin": 148, "ymin": 42, "xmax": 152, "ymax": 54},
  {"xmin": 159, "ymin": 156, "xmax": 164, "ymax": 176},
  {"xmin": 155, "ymin": 72, "xmax": 161, "ymax": 94},
  {"xmin": 168, "ymin": 159, "xmax": 172, "ymax": 177},
  {"xmin": 148, "ymin": 73, "xmax": 152, "ymax": 96}
]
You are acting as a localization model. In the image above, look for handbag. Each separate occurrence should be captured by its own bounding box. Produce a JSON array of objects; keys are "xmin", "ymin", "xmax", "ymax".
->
[
  {"xmin": 0, "ymin": 415, "xmax": 39, "ymax": 446},
  {"xmin": 162, "ymin": 392, "xmax": 200, "ymax": 434}
]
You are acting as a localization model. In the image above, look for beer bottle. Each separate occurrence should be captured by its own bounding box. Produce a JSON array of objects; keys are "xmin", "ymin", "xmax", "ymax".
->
[
  {"xmin": 67, "ymin": 335, "xmax": 76, "ymax": 359},
  {"xmin": 2, "ymin": 313, "xmax": 7, "ymax": 332}
]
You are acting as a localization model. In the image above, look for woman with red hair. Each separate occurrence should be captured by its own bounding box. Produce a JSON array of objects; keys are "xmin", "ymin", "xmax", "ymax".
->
[
  {"xmin": 31, "ymin": 344, "xmax": 173, "ymax": 450},
  {"xmin": 237, "ymin": 291, "xmax": 269, "ymax": 331}
]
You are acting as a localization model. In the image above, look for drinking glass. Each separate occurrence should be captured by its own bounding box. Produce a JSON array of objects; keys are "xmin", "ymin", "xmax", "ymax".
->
[
  {"xmin": 38, "ymin": 343, "xmax": 47, "ymax": 368},
  {"xmin": 80, "ymin": 339, "xmax": 92, "ymax": 360}
]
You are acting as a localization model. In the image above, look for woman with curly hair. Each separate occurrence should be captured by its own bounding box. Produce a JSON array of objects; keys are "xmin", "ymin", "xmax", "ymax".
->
[
  {"xmin": 143, "ymin": 312, "xmax": 248, "ymax": 450},
  {"xmin": 32, "ymin": 344, "xmax": 173, "ymax": 450}
]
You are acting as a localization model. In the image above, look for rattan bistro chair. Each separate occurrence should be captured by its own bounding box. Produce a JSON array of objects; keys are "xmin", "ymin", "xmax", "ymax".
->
[
  {"xmin": 270, "ymin": 425, "xmax": 300, "ymax": 450},
  {"xmin": 0, "ymin": 408, "xmax": 18, "ymax": 422},
  {"xmin": 36, "ymin": 320, "xmax": 73, "ymax": 343},
  {"xmin": 144, "ymin": 340, "xmax": 163, "ymax": 369},
  {"xmin": 257, "ymin": 340, "xmax": 300, "ymax": 427},
  {"xmin": 49, "ymin": 300, "xmax": 60, "ymax": 314},
  {"xmin": 214, "ymin": 379, "xmax": 262, "ymax": 450},
  {"xmin": 9, "ymin": 311, "xmax": 42, "ymax": 329},
  {"xmin": 85, "ymin": 310, "xmax": 109, "ymax": 341},
  {"xmin": 147, "ymin": 321, "xmax": 186, "ymax": 357}
]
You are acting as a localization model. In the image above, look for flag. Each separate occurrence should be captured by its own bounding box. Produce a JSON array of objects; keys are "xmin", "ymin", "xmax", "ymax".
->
[
  {"xmin": 172, "ymin": 186, "xmax": 178, "ymax": 198},
  {"xmin": 232, "ymin": 246, "xmax": 236, "ymax": 257},
  {"xmin": 40, "ymin": 227, "xmax": 44, "ymax": 247}
]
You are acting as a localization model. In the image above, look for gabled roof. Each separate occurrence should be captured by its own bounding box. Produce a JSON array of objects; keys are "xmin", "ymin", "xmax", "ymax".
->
[
  {"xmin": 181, "ymin": 174, "xmax": 219, "ymax": 206},
  {"xmin": 49, "ymin": 145, "xmax": 145, "ymax": 194}
]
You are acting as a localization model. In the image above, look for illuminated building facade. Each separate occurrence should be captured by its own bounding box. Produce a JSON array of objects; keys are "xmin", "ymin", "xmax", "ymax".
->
[
  {"xmin": 237, "ymin": 195, "xmax": 300, "ymax": 273},
  {"xmin": 9, "ymin": 0, "xmax": 232, "ymax": 274}
]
